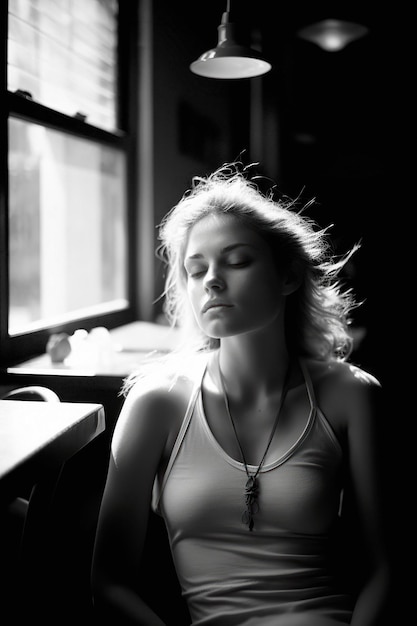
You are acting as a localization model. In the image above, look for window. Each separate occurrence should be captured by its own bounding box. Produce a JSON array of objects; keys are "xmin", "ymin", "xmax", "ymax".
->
[
  {"xmin": 8, "ymin": 0, "xmax": 119, "ymax": 132},
  {"xmin": 0, "ymin": 0, "xmax": 139, "ymax": 366},
  {"xmin": 8, "ymin": 118, "xmax": 127, "ymax": 335}
]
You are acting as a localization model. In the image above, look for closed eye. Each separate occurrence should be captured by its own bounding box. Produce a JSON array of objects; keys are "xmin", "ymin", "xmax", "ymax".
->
[
  {"xmin": 227, "ymin": 259, "xmax": 251, "ymax": 268},
  {"xmin": 185, "ymin": 266, "xmax": 206, "ymax": 278}
]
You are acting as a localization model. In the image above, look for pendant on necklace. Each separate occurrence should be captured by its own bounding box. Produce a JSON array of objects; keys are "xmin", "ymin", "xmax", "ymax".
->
[{"xmin": 242, "ymin": 475, "xmax": 260, "ymax": 531}]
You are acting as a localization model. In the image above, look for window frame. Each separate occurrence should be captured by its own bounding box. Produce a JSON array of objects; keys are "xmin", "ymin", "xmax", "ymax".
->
[{"xmin": 0, "ymin": 0, "xmax": 140, "ymax": 367}]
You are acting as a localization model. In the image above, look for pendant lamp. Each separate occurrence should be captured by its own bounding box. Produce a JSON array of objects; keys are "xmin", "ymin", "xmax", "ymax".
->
[
  {"xmin": 190, "ymin": 1, "xmax": 271, "ymax": 79},
  {"xmin": 297, "ymin": 19, "xmax": 369, "ymax": 52}
]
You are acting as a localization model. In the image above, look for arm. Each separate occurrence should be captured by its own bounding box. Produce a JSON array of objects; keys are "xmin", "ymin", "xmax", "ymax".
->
[
  {"xmin": 343, "ymin": 369, "xmax": 391, "ymax": 626},
  {"xmin": 91, "ymin": 381, "xmax": 178, "ymax": 625}
]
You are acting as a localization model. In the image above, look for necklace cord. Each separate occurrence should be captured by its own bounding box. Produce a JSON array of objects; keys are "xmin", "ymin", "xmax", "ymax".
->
[
  {"xmin": 218, "ymin": 359, "xmax": 292, "ymax": 478},
  {"xmin": 218, "ymin": 358, "xmax": 292, "ymax": 530}
]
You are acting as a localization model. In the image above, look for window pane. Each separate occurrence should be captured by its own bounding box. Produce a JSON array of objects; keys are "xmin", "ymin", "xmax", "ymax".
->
[
  {"xmin": 8, "ymin": 116, "xmax": 128, "ymax": 335},
  {"xmin": 8, "ymin": 0, "xmax": 118, "ymax": 132}
]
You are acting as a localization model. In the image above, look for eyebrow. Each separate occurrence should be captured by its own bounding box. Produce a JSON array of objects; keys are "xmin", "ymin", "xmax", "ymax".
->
[{"xmin": 185, "ymin": 243, "xmax": 258, "ymax": 260}]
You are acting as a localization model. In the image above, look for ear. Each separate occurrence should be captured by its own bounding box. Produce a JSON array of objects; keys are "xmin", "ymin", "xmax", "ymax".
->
[
  {"xmin": 281, "ymin": 276, "xmax": 301, "ymax": 296},
  {"xmin": 281, "ymin": 263, "xmax": 302, "ymax": 296}
]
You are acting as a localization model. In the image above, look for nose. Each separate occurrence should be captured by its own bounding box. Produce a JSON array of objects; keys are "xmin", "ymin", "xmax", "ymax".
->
[{"xmin": 204, "ymin": 265, "xmax": 225, "ymax": 292}]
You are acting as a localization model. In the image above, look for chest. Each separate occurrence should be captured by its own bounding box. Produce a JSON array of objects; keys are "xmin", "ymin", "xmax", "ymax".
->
[
  {"xmin": 160, "ymin": 405, "xmax": 344, "ymax": 536},
  {"xmin": 201, "ymin": 381, "xmax": 313, "ymax": 467}
]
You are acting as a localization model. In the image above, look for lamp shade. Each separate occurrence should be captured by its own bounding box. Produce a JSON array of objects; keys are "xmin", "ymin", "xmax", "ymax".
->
[
  {"xmin": 190, "ymin": 12, "xmax": 271, "ymax": 79},
  {"xmin": 297, "ymin": 19, "xmax": 369, "ymax": 52}
]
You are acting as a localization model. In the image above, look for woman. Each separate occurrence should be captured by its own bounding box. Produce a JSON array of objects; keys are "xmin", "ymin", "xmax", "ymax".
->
[{"xmin": 91, "ymin": 162, "xmax": 390, "ymax": 625}]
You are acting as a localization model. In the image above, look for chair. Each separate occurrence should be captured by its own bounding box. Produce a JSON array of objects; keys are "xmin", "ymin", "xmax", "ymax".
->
[{"xmin": 1, "ymin": 384, "xmax": 60, "ymax": 402}]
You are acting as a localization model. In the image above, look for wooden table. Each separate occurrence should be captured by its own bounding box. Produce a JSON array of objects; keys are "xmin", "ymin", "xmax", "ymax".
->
[
  {"xmin": 0, "ymin": 400, "xmax": 105, "ymax": 502},
  {"xmin": 0, "ymin": 400, "xmax": 105, "ymax": 621}
]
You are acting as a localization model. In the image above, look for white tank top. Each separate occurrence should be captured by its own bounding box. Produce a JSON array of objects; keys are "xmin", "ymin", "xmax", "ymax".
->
[{"xmin": 153, "ymin": 359, "xmax": 353, "ymax": 625}]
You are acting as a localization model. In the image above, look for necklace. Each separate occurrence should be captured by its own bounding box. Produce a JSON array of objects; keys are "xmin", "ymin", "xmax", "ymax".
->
[{"xmin": 218, "ymin": 358, "xmax": 292, "ymax": 531}]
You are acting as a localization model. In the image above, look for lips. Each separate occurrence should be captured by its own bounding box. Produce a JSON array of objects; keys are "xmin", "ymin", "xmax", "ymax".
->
[{"xmin": 202, "ymin": 301, "xmax": 232, "ymax": 314}]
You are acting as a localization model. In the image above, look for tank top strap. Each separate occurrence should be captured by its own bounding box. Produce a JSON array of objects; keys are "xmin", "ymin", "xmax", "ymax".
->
[
  {"xmin": 299, "ymin": 357, "xmax": 317, "ymax": 411},
  {"xmin": 153, "ymin": 357, "xmax": 207, "ymax": 512}
]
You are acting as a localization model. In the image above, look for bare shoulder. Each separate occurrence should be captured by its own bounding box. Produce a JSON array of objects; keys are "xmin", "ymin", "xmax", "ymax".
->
[
  {"xmin": 117, "ymin": 369, "xmax": 195, "ymax": 438},
  {"xmin": 112, "ymin": 353, "xmax": 206, "ymax": 465},
  {"xmin": 303, "ymin": 358, "xmax": 383, "ymax": 439},
  {"xmin": 306, "ymin": 357, "xmax": 381, "ymax": 394}
]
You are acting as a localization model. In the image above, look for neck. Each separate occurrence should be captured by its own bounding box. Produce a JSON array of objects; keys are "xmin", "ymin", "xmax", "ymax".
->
[{"xmin": 217, "ymin": 330, "xmax": 290, "ymax": 397}]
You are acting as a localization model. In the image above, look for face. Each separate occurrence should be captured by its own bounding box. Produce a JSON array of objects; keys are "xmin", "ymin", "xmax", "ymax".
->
[{"xmin": 183, "ymin": 213, "xmax": 293, "ymax": 339}]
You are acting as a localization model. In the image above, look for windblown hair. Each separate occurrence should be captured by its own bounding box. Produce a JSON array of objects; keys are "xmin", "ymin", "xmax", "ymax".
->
[{"xmin": 123, "ymin": 161, "xmax": 359, "ymax": 394}]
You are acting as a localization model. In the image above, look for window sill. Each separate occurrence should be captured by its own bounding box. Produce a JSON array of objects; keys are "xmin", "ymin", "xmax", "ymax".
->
[{"xmin": 6, "ymin": 321, "xmax": 180, "ymax": 379}]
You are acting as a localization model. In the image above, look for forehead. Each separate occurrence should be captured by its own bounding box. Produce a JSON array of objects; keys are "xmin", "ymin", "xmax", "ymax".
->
[{"xmin": 185, "ymin": 213, "xmax": 265, "ymax": 256}]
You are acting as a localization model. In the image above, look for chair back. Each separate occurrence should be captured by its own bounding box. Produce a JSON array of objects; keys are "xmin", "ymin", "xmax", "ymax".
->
[{"xmin": 1, "ymin": 385, "xmax": 60, "ymax": 402}]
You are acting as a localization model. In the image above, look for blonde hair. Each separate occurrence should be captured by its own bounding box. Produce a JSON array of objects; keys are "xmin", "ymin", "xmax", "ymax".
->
[{"xmin": 123, "ymin": 161, "xmax": 359, "ymax": 394}]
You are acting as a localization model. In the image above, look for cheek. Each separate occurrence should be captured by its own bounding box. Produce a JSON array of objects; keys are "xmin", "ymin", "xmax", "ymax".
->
[
  {"xmin": 242, "ymin": 269, "xmax": 283, "ymax": 307},
  {"xmin": 239, "ymin": 275, "xmax": 286, "ymax": 325},
  {"xmin": 186, "ymin": 280, "xmax": 203, "ymax": 317},
  {"xmin": 244, "ymin": 288, "xmax": 284, "ymax": 319}
]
